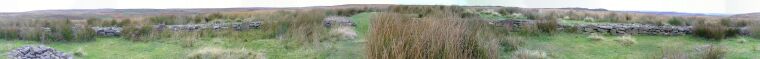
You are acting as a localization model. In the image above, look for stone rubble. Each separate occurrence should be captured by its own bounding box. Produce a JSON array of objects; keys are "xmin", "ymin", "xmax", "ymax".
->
[{"xmin": 6, "ymin": 45, "xmax": 73, "ymax": 59}]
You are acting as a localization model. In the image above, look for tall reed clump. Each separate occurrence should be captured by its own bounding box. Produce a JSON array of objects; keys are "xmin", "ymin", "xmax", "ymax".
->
[
  {"xmin": 121, "ymin": 20, "xmax": 155, "ymax": 41},
  {"xmin": 74, "ymin": 20, "xmax": 97, "ymax": 41},
  {"xmin": 693, "ymin": 20, "xmax": 733, "ymax": 40},
  {"xmin": 0, "ymin": 20, "xmax": 22, "ymax": 39},
  {"xmin": 535, "ymin": 19, "xmax": 559, "ymax": 33},
  {"xmin": 366, "ymin": 12, "xmax": 501, "ymax": 59},
  {"xmin": 48, "ymin": 20, "xmax": 78, "ymax": 41},
  {"xmin": 750, "ymin": 23, "xmax": 760, "ymax": 38},
  {"xmin": 279, "ymin": 10, "xmax": 330, "ymax": 48},
  {"xmin": 0, "ymin": 20, "xmax": 95, "ymax": 42}
]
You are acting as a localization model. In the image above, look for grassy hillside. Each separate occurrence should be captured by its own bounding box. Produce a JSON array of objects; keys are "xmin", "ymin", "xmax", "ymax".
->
[{"xmin": 1, "ymin": 5, "xmax": 760, "ymax": 59}]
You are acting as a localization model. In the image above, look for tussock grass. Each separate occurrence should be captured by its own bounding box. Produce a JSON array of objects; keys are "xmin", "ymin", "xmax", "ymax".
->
[
  {"xmin": 699, "ymin": 45, "xmax": 727, "ymax": 59},
  {"xmin": 658, "ymin": 45, "xmax": 689, "ymax": 59},
  {"xmin": 693, "ymin": 20, "xmax": 735, "ymax": 40},
  {"xmin": 366, "ymin": 12, "xmax": 501, "ymax": 59},
  {"xmin": 588, "ymin": 33, "xmax": 606, "ymax": 41},
  {"xmin": 615, "ymin": 35, "xmax": 637, "ymax": 46}
]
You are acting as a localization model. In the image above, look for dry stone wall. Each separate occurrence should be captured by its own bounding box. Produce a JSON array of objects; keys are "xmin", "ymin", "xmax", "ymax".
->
[
  {"xmin": 492, "ymin": 20, "xmax": 749, "ymax": 35},
  {"xmin": 92, "ymin": 21, "xmax": 262, "ymax": 36},
  {"xmin": 577, "ymin": 24, "xmax": 691, "ymax": 35}
]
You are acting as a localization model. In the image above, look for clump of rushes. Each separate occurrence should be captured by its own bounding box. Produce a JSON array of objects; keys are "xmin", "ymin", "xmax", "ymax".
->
[
  {"xmin": 750, "ymin": 23, "xmax": 760, "ymax": 38},
  {"xmin": 693, "ymin": 20, "xmax": 734, "ymax": 40},
  {"xmin": 366, "ymin": 12, "xmax": 501, "ymax": 59},
  {"xmin": 281, "ymin": 10, "xmax": 330, "ymax": 48},
  {"xmin": 535, "ymin": 19, "xmax": 559, "ymax": 33},
  {"xmin": 699, "ymin": 45, "xmax": 727, "ymax": 59}
]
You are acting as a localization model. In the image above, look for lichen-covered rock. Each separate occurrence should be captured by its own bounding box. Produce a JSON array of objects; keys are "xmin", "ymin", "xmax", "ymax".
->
[
  {"xmin": 6, "ymin": 45, "xmax": 73, "ymax": 59},
  {"xmin": 93, "ymin": 27, "xmax": 121, "ymax": 36}
]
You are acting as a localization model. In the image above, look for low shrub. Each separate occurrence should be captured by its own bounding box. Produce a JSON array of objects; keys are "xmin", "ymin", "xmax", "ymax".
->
[{"xmin": 187, "ymin": 47, "xmax": 266, "ymax": 59}]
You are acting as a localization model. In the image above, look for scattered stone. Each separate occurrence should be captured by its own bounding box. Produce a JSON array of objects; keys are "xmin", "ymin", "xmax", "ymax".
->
[{"xmin": 6, "ymin": 45, "xmax": 73, "ymax": 59}]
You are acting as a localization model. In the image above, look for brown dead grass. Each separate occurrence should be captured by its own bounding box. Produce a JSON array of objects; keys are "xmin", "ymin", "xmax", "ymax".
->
[{"xmin": 366, "ymin": 12, "xmax": 501, "ymax": 59}]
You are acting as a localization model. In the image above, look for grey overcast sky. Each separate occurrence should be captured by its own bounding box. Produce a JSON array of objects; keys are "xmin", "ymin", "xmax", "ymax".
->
[{"xmin": 0, "ymin": 0, "xmax": 758, "ymax": 14}]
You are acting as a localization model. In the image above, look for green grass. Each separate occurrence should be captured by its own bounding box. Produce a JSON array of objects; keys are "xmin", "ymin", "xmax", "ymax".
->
[
  {"xmin": 512, "ymin": 33, "xmax": 760, "ymax": 59},
  {"xmin": 1, "ymin": 38, "xmax": 188, "ymax": 59},
  {"xmin": 350, "ymin": 12, "xmax": 374, "ymax": 39},
  {"xmin": 1, "ymin": 37, "xmax": 366, "ymax": 59},
  {"xmin": 2, "ymin": 12, "xmax": 758, "ymax": 59}
]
